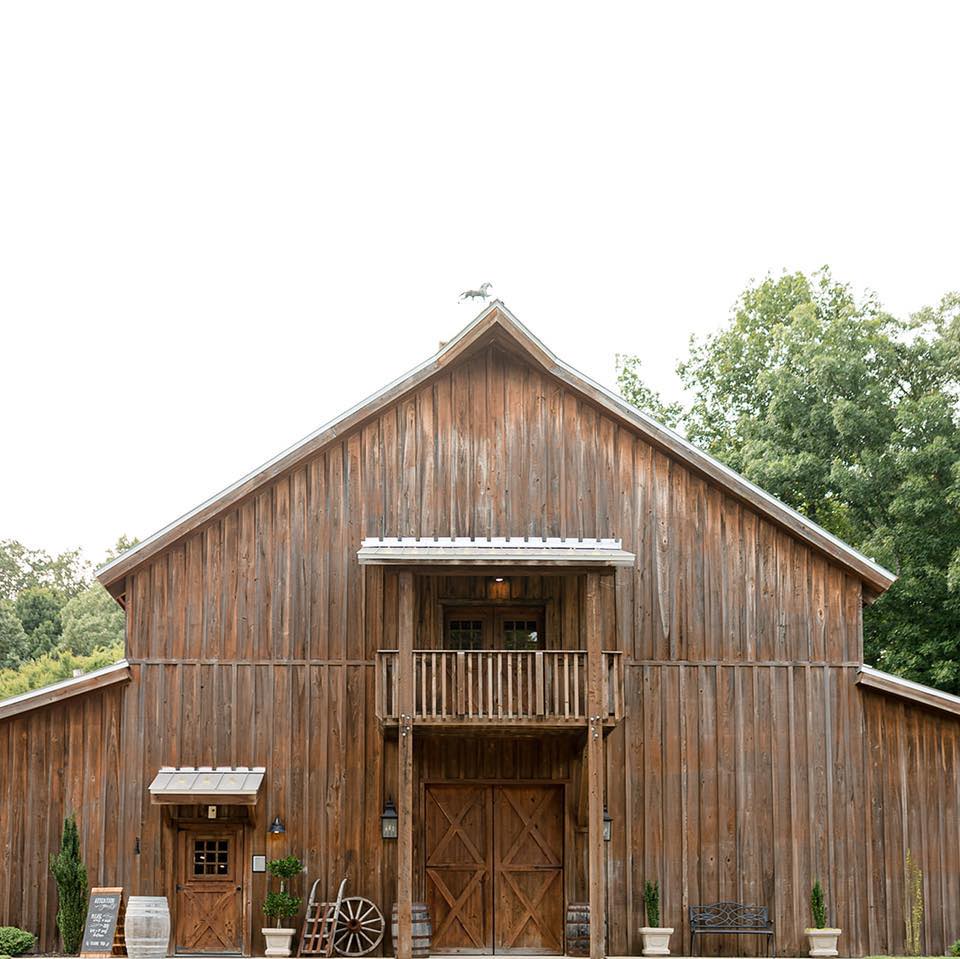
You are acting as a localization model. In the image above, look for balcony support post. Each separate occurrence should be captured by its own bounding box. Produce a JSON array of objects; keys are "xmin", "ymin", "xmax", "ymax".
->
[
  {"xmin": 586, "ymin": 571, "xmax": 606, "ymax": 959},
  {"xmin": 397, "ymin": 570, "xmax": 415, "ymax": 959}
]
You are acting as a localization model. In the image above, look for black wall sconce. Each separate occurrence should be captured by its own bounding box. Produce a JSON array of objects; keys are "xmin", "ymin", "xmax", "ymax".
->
[
  {"xmin": 381, "ymin": 798, "xmax": 398, "ymax": 839},
  {"xmin": 603, "ymin": 806, "xmax": 612, "ymax": 842},
  {"xmin": 268, "ymin": 815, "xmax": 286, "ymax": 835}
]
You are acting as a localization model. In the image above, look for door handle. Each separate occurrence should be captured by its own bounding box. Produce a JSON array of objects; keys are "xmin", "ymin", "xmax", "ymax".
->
[
  {"xmin": 236, "ymin": 886, "xmax": 242, "ymax": 891},
  {"xmin": 176, "ymin": 884, "xmax": 182, "ymax": 892}
]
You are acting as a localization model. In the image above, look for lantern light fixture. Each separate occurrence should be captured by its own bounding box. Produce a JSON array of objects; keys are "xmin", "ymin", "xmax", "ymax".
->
[
  {"xmin": 381, "ymin": 798, "xmax": 398, "ymax": 839},
  {"xmin": 268, "ymin": 815, "xmax": 286, "ymax": 835}
]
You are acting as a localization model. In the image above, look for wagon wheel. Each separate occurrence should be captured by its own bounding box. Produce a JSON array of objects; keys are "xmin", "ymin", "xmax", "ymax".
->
[{"xmin": 333, "ymin": 896, "xmax": 385, "ymax": 956}]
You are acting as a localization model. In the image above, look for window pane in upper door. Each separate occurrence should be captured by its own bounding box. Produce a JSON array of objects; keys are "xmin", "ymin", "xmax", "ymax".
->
[
  {"xmin": 446, "ymin": 619, "xmax": 485, "ymax": 650},
  {"xmin": 501, "ymin": 620, "xmax": 541, "ymax": 650}
]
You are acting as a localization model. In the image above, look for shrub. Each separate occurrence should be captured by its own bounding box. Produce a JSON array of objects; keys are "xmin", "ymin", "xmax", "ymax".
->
[
  {"xmin": 267, "ymin": 856, "xmax": 303, "ymax": 884},
  {"xmin": 811, "ymin": 879, "xmax": 826, "ymax": 929},
  {"xmin": 643, "ymin": 879, "xmax": 660, "ymax": 928},
  {"xmin": 949, "ymin": 940, "xmax": 960, "ymax": 957},
  {"xmin": 263, "ymin": 857, "xmax": 303, "ymax": 928},
  {"xmin": 50, "ymin": 814, "xmax": 88, "ymax": 953},
  {"xmin": 264, "ymin": 891, "xmax": 302, "ymax": 926},
  {"xmin": 0, "ymin": 927, "xmax": 36, "ymax": 956}
]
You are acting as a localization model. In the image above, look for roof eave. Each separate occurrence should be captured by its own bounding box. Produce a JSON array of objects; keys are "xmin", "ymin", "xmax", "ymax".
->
[
  {"xmin": 857, "ymin": 665, "xmax": 960, "ymax": 719},
  {"xmin": 96, "ymin": 300, "xmax": 896, "ymax": 596},
  {"xmin": 0, "ymin": 660, "xmax": 131, "ymax": 722}
]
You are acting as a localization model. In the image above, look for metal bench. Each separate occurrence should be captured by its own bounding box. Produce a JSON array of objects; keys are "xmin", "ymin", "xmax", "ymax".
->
[{"xmin": 689, "ymin": 901, "xmax": 774, "ymax": 956}]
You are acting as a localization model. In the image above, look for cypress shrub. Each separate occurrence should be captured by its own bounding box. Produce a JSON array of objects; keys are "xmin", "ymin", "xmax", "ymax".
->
[
  {"xmin": 50, "ymin": 814, "xmax": 88, "ymax": 954},
  {"xmin": 811, "ymin": 880, "xmax": 826, "ymax": 929},
  {"xmin": 643, "ymin": 880, "xmax": 660, "ymax": 928}
]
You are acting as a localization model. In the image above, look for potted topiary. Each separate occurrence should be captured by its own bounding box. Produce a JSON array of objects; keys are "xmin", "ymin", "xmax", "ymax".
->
[
  {"xmin": 640, "ymin": 880, "xmax": 673, "ymax": 956},
  {"xmin": 804, "ymin": 880, "xmax": 841, "ymax": 957},
  {"xmin": 261, "ymin": 856, "xmax": 304, "ymax": 958}
]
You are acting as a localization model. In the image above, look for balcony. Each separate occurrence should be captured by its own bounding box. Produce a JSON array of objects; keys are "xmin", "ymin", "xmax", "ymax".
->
[{"xmin": 375, "ymin": 649, "xmax": 623, "ymax": 729}]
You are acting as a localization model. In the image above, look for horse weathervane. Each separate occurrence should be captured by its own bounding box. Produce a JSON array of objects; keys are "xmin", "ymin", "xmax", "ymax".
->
[{"xmin": 459, "ymin": 282, "xmax": 493, "ymax": 303}]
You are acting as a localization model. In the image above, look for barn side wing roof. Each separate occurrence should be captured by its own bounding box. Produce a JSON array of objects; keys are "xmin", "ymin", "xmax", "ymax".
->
[
  {"xmin": 96, "ymin": 300, "xmax": 896, "ymax": 595},
  {"xmin": 0, "ymin": 660, "xmax": 131, "ymax": 721},
  {"xmin": 857, "ymin": 665, "xmax": 960, "ymax": 718}
]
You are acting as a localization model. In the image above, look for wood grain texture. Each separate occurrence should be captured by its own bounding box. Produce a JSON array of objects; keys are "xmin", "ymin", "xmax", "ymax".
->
[{"xmin": 0, "ymin": 342, "xmax": 949, "ymax": 957}]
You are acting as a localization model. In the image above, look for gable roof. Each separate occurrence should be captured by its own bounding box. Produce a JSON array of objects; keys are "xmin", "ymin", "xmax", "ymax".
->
[{"xmin": 97, "ymin": 301, "xmax": 896, "ymax": 595}]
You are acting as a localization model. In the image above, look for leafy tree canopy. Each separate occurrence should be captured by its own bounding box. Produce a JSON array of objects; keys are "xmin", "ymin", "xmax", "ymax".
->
[
  {"xmin": 0, "ymin": 600, "xmax": 29, "ymax": 670},
  {"xmin": 0, "ymin": 535, "xmax": 136, "ymax": 697},
  {"xmin": 618, "ymin": 269, "xmax": 960, "ymax": 691},
  {"xmin": 60, "ymin": 584, "xmax": 125, "ymax": 657},
  {"xmin": 0, "ymin": 540, "xmax": 89, "ymax": 602},
  {"xmin": 15, "ymin": 586, "xmax": 64, "ymax": 660}
]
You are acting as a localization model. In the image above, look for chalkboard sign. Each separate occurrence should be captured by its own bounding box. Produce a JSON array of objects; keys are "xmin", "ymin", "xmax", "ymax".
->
[{"xmin": 80, "ymin": 887, "xmax": 123, "ymax": 958}]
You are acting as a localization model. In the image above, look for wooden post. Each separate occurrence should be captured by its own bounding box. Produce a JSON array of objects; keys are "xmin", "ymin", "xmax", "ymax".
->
[
  {"xmin": 397, "ymin": 570, "xmax": 415, "ymax": 959},
  {"xmin": 586, "ymin": 572, "xmax": 606, "ymax": 959}
]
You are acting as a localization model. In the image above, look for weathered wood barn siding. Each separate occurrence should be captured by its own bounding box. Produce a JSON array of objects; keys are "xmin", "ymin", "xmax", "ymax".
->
[
  {"xmin": 3, "ymin": 334, "xmax": 958, "ymax": 955},
  {"xmin": 0, "ymin": 683, "xmax": 125, "ymax": 950}
]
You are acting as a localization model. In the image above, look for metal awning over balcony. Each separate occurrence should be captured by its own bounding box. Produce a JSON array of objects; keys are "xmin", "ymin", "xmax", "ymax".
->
[{"xmin": 357, "ymin": 536, "xmax": 635, "ymax": 568}]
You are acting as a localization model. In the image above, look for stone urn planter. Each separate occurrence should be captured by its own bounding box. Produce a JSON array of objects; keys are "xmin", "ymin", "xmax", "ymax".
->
[
  {"xmin": 805, "ymin": 927, "xmax": 841, "ymax": 957},
  {"xmin": 262, "ymin": 926, "xmax": 297, "ymax": 957},
  {"xmin": 640, "ymin": 926, "xmax": 674, "ymax": 956}
]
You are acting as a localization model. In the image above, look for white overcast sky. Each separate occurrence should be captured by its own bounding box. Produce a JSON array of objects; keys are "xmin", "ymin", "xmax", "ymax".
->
[{"xmin": 1, "ymin": 1, "xmax": 958, "ymax": 563}]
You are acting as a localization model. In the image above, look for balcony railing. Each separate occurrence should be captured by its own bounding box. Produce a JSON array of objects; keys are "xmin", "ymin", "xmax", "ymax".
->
[{"xmin": 375, "ymin": 649, "xmax": 623, "ymax": 727}]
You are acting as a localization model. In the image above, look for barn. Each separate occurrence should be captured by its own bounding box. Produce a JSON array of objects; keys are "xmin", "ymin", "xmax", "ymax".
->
[{"xmin": 2, "ymin": 301, "xmax": 960, "ymax": 959}]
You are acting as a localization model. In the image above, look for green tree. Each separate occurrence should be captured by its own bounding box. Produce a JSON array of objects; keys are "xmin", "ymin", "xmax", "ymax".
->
[
  {"xmin": 615, "ymin": 354, "xmax": 682, "ymax": 428},
  {"xmin": 50, "ymin": 814, "xmax": 88, "ymax": 953},
  {"xmin": 60, "ymin": 584, "xmax": 125, "ymax": 657},
  {"xmin": 15, "ymin": 586, "xmax": 64, "ymax": 659},
  {"xmin": 619, "ymin": 270, "xmax": 960, "ymax": 692},
  {"xmin": 0, "ymin": 540, "xmax": 89, "ymax": 601},
  {"xmin": 0, "ymin": 641, "xmax": 125, "ymax": 700},
  {"xmin": 0, "ymin": 600, "xmax": 29, "ymax": 669}
]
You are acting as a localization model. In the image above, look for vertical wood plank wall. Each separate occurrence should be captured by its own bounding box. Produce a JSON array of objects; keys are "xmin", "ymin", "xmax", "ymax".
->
[
  {"xmin": 0, "ymin": 684, "xmax": 125, "ymax": 951},
  {"xmin": 3, "ymin": 341, "xmax": 960, "ymax": 955}
]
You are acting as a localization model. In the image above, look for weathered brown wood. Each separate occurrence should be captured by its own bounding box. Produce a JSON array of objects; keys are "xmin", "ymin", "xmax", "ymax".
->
[
  {"xmin": 7, "ymin": 330, "xmax": 958, "ymax": 959},
  {"xmin": 585, "ymin": 573, "xmax": 605, "ymax": 959},
  {"xmin": 397, "ymin": 571, "xmax": 415, "ymax": 959}
]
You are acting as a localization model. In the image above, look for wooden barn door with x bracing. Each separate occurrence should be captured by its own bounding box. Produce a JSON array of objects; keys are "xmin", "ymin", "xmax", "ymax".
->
[
  {"xmin": 425, "ymin": 785, "xmax": 564, "ymax": 955},
  {"xmin": 175, "ymin": 825, "xmax": 244, "ymax": 955}
]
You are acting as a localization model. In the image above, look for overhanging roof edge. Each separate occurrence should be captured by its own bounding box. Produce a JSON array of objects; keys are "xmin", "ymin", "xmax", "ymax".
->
[{"xmin": 96, "ymin": 299, "xmax": 895, "ymax": 595}]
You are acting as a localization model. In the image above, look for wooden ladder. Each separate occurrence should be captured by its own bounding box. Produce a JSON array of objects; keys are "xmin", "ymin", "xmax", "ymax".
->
[{"xmin": 297, "ymin": 878, "xmax": 347, "ymax": 957}]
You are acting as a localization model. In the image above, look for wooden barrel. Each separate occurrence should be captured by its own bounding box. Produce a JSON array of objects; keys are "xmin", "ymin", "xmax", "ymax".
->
[
  {"xmin": 566, "ymin": 903, "xmax": 591, "ymax": 957},
  {"xmin": 124, "ymin": 897, "xmax": 170, "ymax": 959},
  {"xmin": 391, "ymin": 903, "xmax": 432, "ymax": 958}
]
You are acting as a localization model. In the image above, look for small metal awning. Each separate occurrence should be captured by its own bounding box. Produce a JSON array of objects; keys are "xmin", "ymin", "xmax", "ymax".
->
[
  {"xmin": 357, "ymin": 536, "xmax": 635, "ymax": 567},
  {"xmin": 148, "ymin": 766, "xmax": 265, "ymax": 806}
]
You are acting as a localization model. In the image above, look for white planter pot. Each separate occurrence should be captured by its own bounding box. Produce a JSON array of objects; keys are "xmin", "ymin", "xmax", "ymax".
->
[
  {"xmin": 805, "ymin": 927, "xmax": 841, "ymax": 957},
  {"xmin": 262, "ymin": 927, "xmax": 297, "ymax": 957},
  {"xmin": 640, "ymin": 926, "xmax": 674, "ymax": 956}
]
